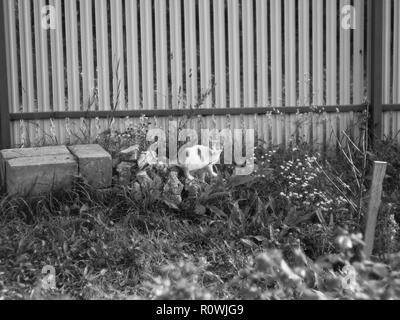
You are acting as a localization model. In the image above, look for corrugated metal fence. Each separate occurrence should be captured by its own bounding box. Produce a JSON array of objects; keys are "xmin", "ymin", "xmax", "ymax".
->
[
  {"xmin": 383, "ymin": 0, "xmax": 400, "ymax": 140},
  {"xmin": 0, "ymin": 0, "xmax": 398, "ymax": 149}
]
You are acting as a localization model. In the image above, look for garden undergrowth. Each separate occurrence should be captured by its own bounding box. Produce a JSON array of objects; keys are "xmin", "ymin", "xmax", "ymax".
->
[{"xmin": 1, "ymin": 132, "xmax": 400, "ymax": 300}]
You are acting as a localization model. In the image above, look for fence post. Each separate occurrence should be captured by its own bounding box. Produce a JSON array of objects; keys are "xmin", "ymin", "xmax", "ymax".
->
[
  {"xmin": 364, "ymin": 161, "xmax": 387, "ymax": 259},
  {"xmin": 368, "ymin": 0, "xmax": 384, "ymax": 144},
  {"xmin": 0, "ymin": 0, "xmax": 10, "ymax": 150}
]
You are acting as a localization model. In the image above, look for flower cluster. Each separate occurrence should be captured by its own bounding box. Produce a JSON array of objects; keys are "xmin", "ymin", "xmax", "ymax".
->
[
  {"xmin": 278, "ymin": 153, "xmax": 347, "ymax": 213},
  {"xmin": 257, "ymin": 149, "xmax": 277, "ymax": 167}
]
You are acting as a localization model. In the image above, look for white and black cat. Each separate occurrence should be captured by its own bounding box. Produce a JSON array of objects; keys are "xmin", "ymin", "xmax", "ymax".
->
[{"xmin": 177, "ymin": 145, "xmax": 222, "ymax": 180}]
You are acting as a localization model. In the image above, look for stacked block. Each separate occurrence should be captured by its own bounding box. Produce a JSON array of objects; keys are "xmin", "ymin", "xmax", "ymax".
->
[{"xmin": 0, "ymin": 144, "xmax": 112, "ymax": 196}]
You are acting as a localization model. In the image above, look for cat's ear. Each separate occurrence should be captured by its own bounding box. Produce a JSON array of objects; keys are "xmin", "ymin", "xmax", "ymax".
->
[
  {"xmin": 212, "ymin": 149, "xmax": 222, "ymax": 156},
  {"xmin": 210, "ymin": 149, "xmax": 222, "ymax": 159}
]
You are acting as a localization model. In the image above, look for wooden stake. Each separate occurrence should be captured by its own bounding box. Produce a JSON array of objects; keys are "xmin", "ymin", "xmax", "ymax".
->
[{"xmin": 364, "ymin": 161, "xmax": 387, "ymax": 259}]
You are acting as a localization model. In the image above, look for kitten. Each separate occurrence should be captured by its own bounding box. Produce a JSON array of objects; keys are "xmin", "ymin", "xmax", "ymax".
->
[{"xmin": 178, "ymin": 145, "xmax": 222, "ymax": 180}]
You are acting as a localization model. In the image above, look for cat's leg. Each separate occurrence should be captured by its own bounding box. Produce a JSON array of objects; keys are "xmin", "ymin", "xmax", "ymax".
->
[
  {"xmin": 199, "ymin": 171, "xmax": 206, "ymax": 183},
  {"xmin": 183, "ymin": 167, "xmax": 195, "ymax": 180},
  {"xmin": 207, "ymin": 165, "xmax": 218, "ymax": 177}
]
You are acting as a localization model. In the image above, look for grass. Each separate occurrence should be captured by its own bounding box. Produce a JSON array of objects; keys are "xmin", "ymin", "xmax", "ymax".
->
[
  {"xmin": 0, "ymin": 182, "xmax": 254, "ymax": 299},
  {"xmin": 1, "ymin": 128, "xmax": 400, "ymax": 300}
]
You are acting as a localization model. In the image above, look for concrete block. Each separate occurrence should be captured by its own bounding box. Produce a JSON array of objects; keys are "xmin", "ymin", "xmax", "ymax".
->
[
  {"xmin": 0, "ymin": 146, "xmax": 71, "ymax": 160},
  {"xmin": 1, "ymin": 147, "xmax": 78, "ymax": 196},
  {"xmin": 1, "ymin": 146, "xmax": 72, "ymax": 192},
  {"xmin": 68, "ymin": 144, "xmax": 112, "ymax": 188}
]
